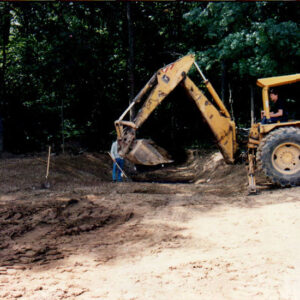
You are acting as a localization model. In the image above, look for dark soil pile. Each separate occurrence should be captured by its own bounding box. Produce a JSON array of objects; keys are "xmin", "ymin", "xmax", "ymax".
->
[
  {"xmin": 0, "ymin": 150, "xmax": 250, "ymax": 192},
  {"xmin": 0, "ymin": 197, "xmax": 133, "ymax": 266},
  {"xmin": 133, "ymin": 150, "xmax": 248, "ymax": 188},
  {"xmin": 0, "ymin": 153, "xmax": 112, "ymax": 193}
]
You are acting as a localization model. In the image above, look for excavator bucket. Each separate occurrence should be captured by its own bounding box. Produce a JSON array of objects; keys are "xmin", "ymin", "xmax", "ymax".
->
[{"xmin": 125, "ymin": 139, "xmax": 173, "ymax": 165}]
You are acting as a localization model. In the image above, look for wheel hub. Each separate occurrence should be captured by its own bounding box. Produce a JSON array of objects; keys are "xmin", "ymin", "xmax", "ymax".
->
[{"xmin": 272, "ymin": 142, "xmax": 300, "ymax": 175}]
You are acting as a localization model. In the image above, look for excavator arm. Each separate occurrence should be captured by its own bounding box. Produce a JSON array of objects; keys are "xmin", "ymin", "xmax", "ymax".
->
[
  {"xmin": 115, "ymin": 54, "xmax": 195, "ymax": 164},
  {"xmin": 115, "ymin": 54, "xmax": 237, "ymax": 165},
  {"xmin": 182, "ymin": 76, "xmax": 237, "ymax": 163}
]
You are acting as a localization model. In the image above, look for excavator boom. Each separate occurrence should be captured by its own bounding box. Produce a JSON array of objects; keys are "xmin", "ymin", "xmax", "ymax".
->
[
  {"xmin": 183, "ymin": 76, "xmax": 237, "ymax": 163},
  {"xmin": 115, "ymin": 54, "xmax": 237, "ymax": 165}
]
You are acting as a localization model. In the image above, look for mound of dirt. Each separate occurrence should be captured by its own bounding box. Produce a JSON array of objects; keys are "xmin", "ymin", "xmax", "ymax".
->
[
  {"xmin": 0, "ymin": 197, "xmax": 133, "ymax": 266},
  {"xmin": 1, "ymin": 150, "xmax": 250, "ymax": 193},
  {"xmin": 0, "ymin": 153, "xmax": 112, "ymax": 193},
  {"xmin": 133, "ymin": 150, "xmax": 248, "ymax": 189}
]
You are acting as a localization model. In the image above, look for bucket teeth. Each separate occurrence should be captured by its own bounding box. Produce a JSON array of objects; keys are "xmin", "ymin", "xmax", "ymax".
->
[{"xmin": 126, "ymin": 139, "xmax": 173, "ymax": 165}]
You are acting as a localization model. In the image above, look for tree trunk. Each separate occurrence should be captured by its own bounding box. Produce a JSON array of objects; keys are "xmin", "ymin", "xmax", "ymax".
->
[
  {"xmin": 127, "ymin": 2, "xmax": 135, "ymax": 120},
  {"xmin": 1, "ymin": 3, "xmax": 11, "ymax": 107},
  {"xmin": 221, "ymin": 60, "xmax": 226, "ymax": 103},
  {"xmin": 250, "ymin": 85, "xmax": 255, "ymax": 125}
]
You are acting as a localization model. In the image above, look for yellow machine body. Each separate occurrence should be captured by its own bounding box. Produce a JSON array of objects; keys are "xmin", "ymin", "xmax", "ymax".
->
[{"xmin": 115, "ymin": 54, "xmax": 300, "ymax": 192}]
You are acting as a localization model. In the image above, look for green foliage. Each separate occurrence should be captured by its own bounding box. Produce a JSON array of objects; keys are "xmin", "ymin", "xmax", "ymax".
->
[
  {"xmin": 0, "ymin": 2, "xmax": 299, "ymax": 153},
  {"xmin": 184, "ymin": 2, "xmax": 299, "ymax": 78}
]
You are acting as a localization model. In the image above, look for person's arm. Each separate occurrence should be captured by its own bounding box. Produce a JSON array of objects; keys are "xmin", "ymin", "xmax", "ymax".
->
[{"xmin": 270, "ymin": 109, "xmax": 283, "ymax": 118}]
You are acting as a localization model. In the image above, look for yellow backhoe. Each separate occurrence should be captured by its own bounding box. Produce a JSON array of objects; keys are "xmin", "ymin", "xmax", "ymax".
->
[{"xmin": 115, "ymin": 54, "xmax": 300, "ymax": 192}]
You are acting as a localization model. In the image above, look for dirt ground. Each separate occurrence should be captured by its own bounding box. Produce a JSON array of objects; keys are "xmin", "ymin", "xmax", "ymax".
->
[{"xmin": 0, "ymin": 150, "xmax": 299, "ymax": 300}]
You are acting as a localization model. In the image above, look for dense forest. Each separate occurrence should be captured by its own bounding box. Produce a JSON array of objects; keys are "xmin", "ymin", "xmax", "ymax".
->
[{"xmin": 0, "ymin": 2, "xmax": 299, "ymax": 154}]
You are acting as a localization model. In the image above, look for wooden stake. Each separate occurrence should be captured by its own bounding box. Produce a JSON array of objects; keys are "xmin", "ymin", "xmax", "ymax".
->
[{"xmin": 46, "ymin": 146, "xmax": 51, "ymax": 179}]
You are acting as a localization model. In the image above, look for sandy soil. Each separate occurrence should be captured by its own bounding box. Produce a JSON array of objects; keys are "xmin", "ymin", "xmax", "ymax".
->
[{"xmin": 0, "ymin": 151, "xmax": 299, "ymax": 299}]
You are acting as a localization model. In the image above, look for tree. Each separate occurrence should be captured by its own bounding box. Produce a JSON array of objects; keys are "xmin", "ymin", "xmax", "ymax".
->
[
  {"xmin": 0, "ymin": 3, "xmax": 11, "ymax": 107},
  {"xmin": 127, "ymin": 2, "xmax": 135, "ymax": 120},
  {"xmin": 184, "ymin": 2, "xmax": 300, "ymax": 125}
]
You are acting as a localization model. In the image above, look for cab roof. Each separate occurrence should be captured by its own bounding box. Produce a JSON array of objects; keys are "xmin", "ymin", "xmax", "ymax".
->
[{"xmin": 257, "ymin": 74, "xmax": 300, "ymax": 88}]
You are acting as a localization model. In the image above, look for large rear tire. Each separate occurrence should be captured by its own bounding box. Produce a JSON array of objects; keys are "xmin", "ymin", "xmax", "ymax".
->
[{"xmin": 257, "ymin": 127, "xmax": 300, "ymax": 187}]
